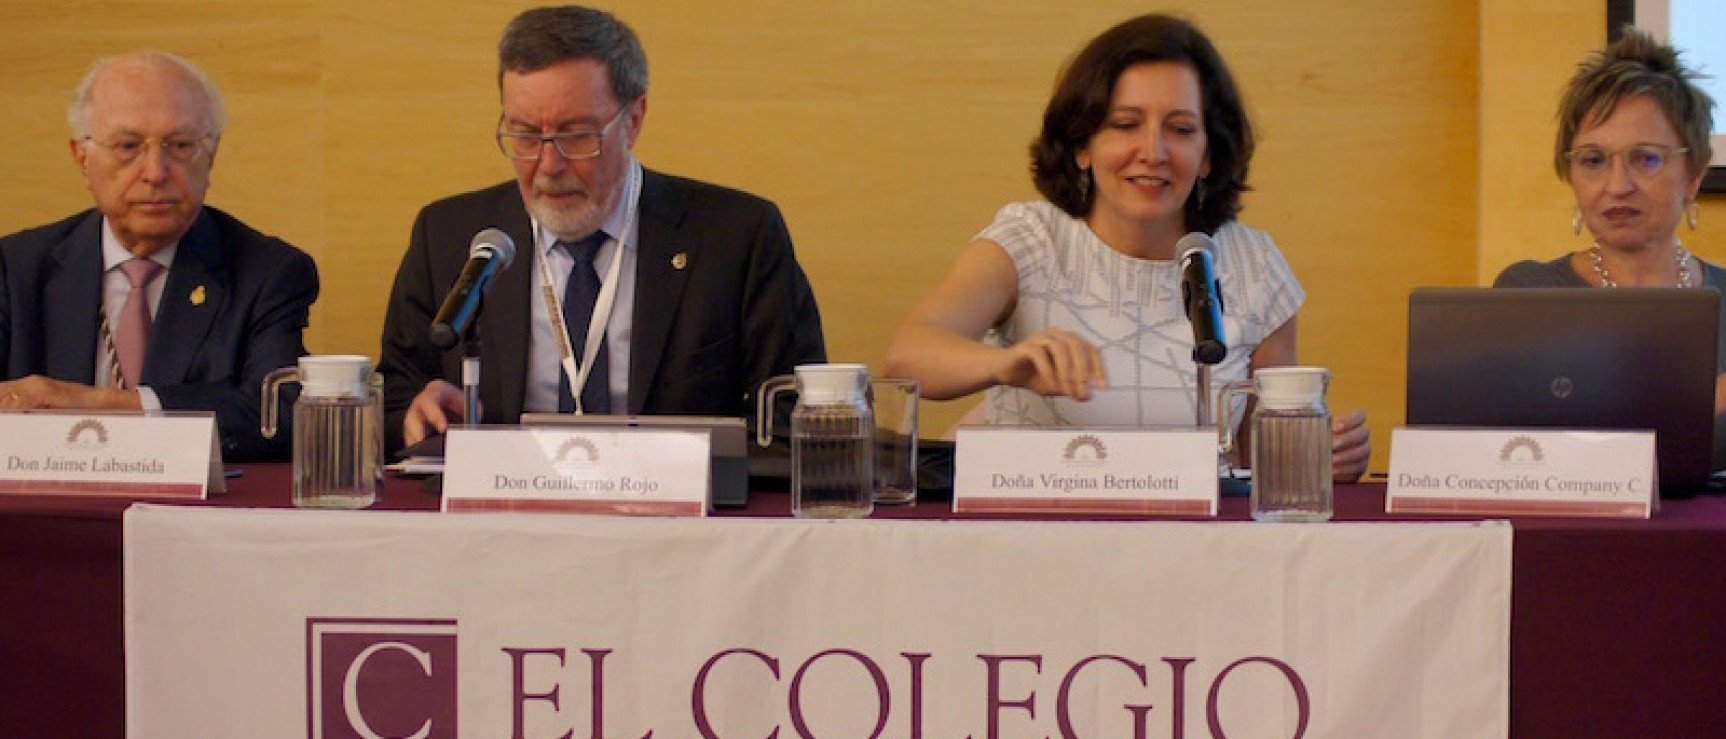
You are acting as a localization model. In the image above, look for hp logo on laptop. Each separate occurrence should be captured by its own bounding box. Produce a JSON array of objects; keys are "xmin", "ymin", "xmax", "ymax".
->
[{"xmin": 1550, "ymin": 376, "xmax": 1574, "ymax": 399}]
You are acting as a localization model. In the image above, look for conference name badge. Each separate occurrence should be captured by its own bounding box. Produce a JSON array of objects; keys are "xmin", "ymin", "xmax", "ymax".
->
[
  {"xmin": 442, "ymin": 427, "xmax": 709, "ymax": 516},
  {"xmin": 953, "ymin": 426, "xmax": 1218, "ymax": 515},
  {"xmin": 0, "ymin": 410, "xmax": 221, "ymax": 498},
  {"xmin": 1387, "ymin": 427, "xmax": 1656, "ymax": 518}
]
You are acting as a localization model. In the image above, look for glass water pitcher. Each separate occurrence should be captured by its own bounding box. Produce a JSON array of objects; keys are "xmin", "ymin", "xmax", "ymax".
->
[
  {"xmin": 758, "ymin": 364, "xmax": 908, "ymax": 519},
  {"xmin": 1218, "ymin": 367, "xmax": 1333, "ymax": 522},
  {"xmin": 261, "ymin": 355, "xmax": 383, "ymax": 509}
]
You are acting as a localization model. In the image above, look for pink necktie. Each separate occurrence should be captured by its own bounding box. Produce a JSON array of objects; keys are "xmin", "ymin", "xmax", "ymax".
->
[{"xmin": 114, "ymin": 258, "xmax": 163, "ymax": 388}]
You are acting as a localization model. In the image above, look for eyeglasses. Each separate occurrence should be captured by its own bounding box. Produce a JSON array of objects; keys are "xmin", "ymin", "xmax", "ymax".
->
[
  {"xmin": 496, "ymin": 107, "xmax": 628, "ymax": 161},
  {"xmin": 82, "ymin": 134, "xmax": 214, "ymax": 165},
  {"xmin": 1564, "ymin": 144, "xmax": 1689, "ymax": 180}
]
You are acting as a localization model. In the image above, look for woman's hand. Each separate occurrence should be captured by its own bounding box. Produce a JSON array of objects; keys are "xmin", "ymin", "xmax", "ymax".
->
[
  {"xmin": 993, "ymin": 327, "xmax": 1108, "ymax": 400},
  {"xmin": 1331, "ymin": 408, "xmax": 1371, "ymax": 482}
]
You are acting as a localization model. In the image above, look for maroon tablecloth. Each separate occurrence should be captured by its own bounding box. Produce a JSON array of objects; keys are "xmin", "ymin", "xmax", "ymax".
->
[{"xmin": 3, "ymin": 467, "xmax": 1724, "ymax": 737}]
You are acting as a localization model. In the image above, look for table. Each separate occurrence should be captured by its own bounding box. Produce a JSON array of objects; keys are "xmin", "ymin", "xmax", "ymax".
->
[{"xmin": 3, "ymin": 467, "xmax": 1725, "ymax": 737}]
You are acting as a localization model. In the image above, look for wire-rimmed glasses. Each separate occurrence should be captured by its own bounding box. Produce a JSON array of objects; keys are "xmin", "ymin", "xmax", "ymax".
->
[
  {"xmin": 1564, "ymin": 144, "xmax": 1689, "ymax": 181},
  {"xmin": 81, "ymin": 134, "xmax": 215, "ymax": 165},
  {"xmin": 496, "ymin": 106, "xmax": 628, "ymax": 161}
]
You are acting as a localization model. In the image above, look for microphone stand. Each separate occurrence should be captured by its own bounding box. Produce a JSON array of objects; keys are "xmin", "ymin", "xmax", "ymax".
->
[
  {"xmin": 1195, "ymin": 362, "xmax": 1215, "ymax": 429},
  {"xmin": 459, "ymin": 311, "xmax": 482, "ymax": 430}
]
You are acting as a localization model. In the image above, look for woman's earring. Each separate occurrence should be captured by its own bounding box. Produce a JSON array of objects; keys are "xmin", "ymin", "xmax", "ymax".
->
[
  {"xmin": 1195, "ymin": 177, "xmax": 1206, "ymax": 211},
  {"xmin": 1572, "ymin": 207, "xmax": 1583, "ymax": 236},
  {"xmin": 1077, "ymin": 167, "xmax": 1090, "ymax": 201},
  {"xmin": 1687, "ymin": 201, "xmax": 1700, "ymax": 231}
]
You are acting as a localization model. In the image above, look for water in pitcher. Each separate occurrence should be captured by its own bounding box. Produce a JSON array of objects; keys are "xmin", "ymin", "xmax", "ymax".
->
[
  {"xmin": 1250, "ymin": 409, "xmax": 1332, "ymax": 522},
  {"xmin": 792, "ymin": 414, "xmax": 874, "ymax": 519},
  {"xmin": 292, "ymin": 395, "xmax": 378, "ymax": 509}
]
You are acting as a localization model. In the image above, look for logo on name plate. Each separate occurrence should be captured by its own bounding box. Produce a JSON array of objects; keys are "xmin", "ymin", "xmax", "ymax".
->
[
  {"xmin": 1061, "ymin": 434, "xmax": 1108, "ymax": 466},
  {"xmin": 65, "ymin": 419, "xmax": 110, "ymax": 450},
  {"xmin": 554, "ymin": 436, "xmax": 601, "ymax": 464},
  {"xmin": 1497, "ymin": 435, "xmax": 1545, "ymax": 467},
  {"xmin": 307, "ymin": 618, "xmax": 458, "ymax": 739}
]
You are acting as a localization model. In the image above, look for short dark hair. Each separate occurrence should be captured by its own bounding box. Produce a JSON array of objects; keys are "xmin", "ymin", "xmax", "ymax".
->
[
  {"xmin": 1555, "ymin": 25, "xmax": 1714, "ymax": 180},
  {"xmin": 497, "ymin": 5, "xmax": 648, "ymax": 105},
  {"xmin": 1032, "ymin": 14, "xmax": 1253, "ymax": 235}
]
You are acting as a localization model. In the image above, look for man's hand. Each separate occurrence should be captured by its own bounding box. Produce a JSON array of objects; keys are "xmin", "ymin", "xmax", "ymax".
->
[
  {"xmin": 0, "ymin": 375, "xmax": 140, "ymax": 411},
  {"xmin": 403, "ymin": 379, "xmax": 466, "ymax": 446}
]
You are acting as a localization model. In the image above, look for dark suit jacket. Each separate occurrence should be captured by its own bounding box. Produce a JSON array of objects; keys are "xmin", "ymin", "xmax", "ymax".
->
[
  {"xmin": 0, "ymin": 207, "xmax": 319, "ymax": 461},
  {"xmin": 378, "ymin": 170, "xmax": 826, "ymax": 454}
]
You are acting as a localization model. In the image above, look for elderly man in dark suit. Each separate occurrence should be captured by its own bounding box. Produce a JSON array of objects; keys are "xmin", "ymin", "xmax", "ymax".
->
[
  {"xmin": 0, "ymin": 51, "xmax": 319, "ymax": 461},
  {"xmin": 379, "ymin": 5, "xmax": 825, "ymax": 453}
]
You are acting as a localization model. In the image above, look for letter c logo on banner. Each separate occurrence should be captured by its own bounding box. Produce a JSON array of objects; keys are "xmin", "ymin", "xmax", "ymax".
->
[
  {"xmin": 345, "ymin": 642, "xmax": 435, "ymax": 739},
  {"xmin": 307, "ymin": 618, "xmax": 458, "ymax": 739}
]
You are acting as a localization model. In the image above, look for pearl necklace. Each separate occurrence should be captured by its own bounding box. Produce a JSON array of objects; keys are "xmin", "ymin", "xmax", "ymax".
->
[{"xmin": 1589, "ymin": 242, "xmax": 1692, "ymax": 288}]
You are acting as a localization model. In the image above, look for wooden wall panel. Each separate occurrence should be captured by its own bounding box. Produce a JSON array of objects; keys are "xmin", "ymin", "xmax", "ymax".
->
[
  {"xmin": 1479, "ymin": 0, "xmax": 1605, "ymax": 284},
  {"xmin": 317, "ymin": 2, "xmax": 523, "ymax": 339},
  {"xmin": 0, "ymin": 1, "xmax": 1486, "ymax": 472}
]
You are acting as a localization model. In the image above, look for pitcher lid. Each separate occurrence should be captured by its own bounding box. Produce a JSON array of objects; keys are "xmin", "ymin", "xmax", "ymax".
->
[
  {"xmin": 1253, "ymin": 366, "xmax": 1328, "ymax": 407},
  {"xmin": 299, "ymin": 355, "xmax": 374, "ymax": 397},
  {"xmin": 794, "ymin": 363, "xmax": 870, "ymax": 403}
]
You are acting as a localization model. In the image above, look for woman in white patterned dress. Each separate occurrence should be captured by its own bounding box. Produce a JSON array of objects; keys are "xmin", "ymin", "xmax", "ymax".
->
[{"xmin": 885, "ymin": 14, "xmax": 1370, "ymax": 481}]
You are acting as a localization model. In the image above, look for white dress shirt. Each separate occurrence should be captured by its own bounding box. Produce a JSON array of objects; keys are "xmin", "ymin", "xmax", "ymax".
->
[
  {"xmin": 98, "ymin": 219, "xmax": 173, "ymax": 411},
  {"xmin": 523, "ymin": 160, "xmax": 641, "ymax": 413}
]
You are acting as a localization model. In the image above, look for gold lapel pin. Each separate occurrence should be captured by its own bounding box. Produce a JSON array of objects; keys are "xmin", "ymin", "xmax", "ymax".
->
[
  {"xmin": 671, "ymin": 252, "xmax": 688, "ymax": 270},
  {"xmin": 190, "ymin": 285, "xmax": 207, "ymax": 306}
]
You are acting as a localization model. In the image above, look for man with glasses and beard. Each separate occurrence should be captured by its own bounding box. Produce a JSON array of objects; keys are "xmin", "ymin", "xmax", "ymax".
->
[
  {"xmin": 379, "ymin": 5, "xmax": 825, "ymax": 454},
  {"xmin": 0, "ymin": 51, "xmax": 319, "ymax": 461}
]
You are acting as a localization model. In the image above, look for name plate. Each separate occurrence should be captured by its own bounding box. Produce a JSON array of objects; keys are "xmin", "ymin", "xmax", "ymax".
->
[
  {"xmin": 442, "ymin": 427, "xmax": 709, "ymax": 516},
  {"xmin": 1387, "ymin": 427, "xmax": 1656, "ymax": 518},
  {"xmin": 953, "ymin": 427, "xmax": 1219, "ymax": 515},
  {"xmin": 0, "ymin": 410, "xmax": 220, "ymax": 498}
]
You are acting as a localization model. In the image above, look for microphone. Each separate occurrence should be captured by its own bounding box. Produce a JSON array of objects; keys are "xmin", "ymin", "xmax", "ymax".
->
[
  {"xmin": 428, "ymin": 228, "xmax": 517, "ymax": 350},
  {"xmin": 1176, "ymin": 232, "xmax": 1227, "ymax": 365}
]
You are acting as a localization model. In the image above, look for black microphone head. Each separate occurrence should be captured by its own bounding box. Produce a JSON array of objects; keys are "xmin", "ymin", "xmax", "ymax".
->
[
  {"xmin": 1193, "ymin": 340, "xmax": 1227, "ymax": 365},
  {"xmin": 1176, "ymin": 231, "xmax": 1216, "ymax": 263},
  {"xmin": 428, "ymin": 323, "xmax": 460, "ymax": 351},
  {"xmin": 469, "ymin": 228, "xmax": 516, "ymax": 269},
  {"xmin": 1177, "ymin": 230, "xmax": 1227, "ymax": 365}
]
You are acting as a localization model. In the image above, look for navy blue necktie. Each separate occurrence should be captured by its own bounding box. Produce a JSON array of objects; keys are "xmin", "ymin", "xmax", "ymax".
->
[{"xmin": 556, "ymin": 232, "xmax": 611, "ymax": 414}]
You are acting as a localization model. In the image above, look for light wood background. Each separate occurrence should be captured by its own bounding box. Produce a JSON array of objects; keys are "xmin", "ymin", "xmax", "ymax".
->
[{"xmin": 1, "ymin": 1, "xmax": 1717, "ymax": 472}]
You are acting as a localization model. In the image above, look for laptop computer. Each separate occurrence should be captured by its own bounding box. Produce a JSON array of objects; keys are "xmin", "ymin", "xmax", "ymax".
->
[
  {"xmin": 519, "ymin": 414, "xmax": 749, "ymax": 508},
  {"xmin": 1406, "ymin": 287, "xmax": 1721, "ymax": 490}
]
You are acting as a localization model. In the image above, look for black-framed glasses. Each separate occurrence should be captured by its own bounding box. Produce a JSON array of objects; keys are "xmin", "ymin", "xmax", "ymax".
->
[
  {"xmin": 82, "ymin": 134, "xmax": 214, "ymax": 165},
  {"xmin": 495, "ymin": 106, "xmax": 628, "ymax": 161},
  {"xmin": 1564, "ymin": 144, "xmax": 1689, "ymax": 180}
]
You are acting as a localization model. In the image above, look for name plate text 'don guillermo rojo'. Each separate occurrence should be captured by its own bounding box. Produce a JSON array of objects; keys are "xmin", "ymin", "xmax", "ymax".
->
[{"xmin": 441, "ymin": 426, "xmax": 710, "ymax": 516}]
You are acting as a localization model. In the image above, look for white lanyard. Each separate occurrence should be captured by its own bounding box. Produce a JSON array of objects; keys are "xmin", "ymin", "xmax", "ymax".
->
[{"xmin": 535, "ymin": 162, "xmax": 640, "ymax": 413}]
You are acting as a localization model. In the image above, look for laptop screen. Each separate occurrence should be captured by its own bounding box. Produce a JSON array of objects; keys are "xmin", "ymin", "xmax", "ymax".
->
[{"xmin": 1406, "ymin": 287, "xmax": 1721, "ymax": 488}]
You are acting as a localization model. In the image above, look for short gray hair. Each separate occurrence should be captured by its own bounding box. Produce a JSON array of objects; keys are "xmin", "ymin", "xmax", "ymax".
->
[
  {"xmin": 67, "ymin": 51, "xmax": 227, "ymax": 139},
  {"xmin": 498, "ymin": 6, "xmax": 648, "ymax": 105}
]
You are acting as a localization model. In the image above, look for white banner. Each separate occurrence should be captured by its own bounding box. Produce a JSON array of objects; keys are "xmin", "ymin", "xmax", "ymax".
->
[{"xmin": 124, "ymin": 506, "xmax": 1510, "ymax": 738}]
